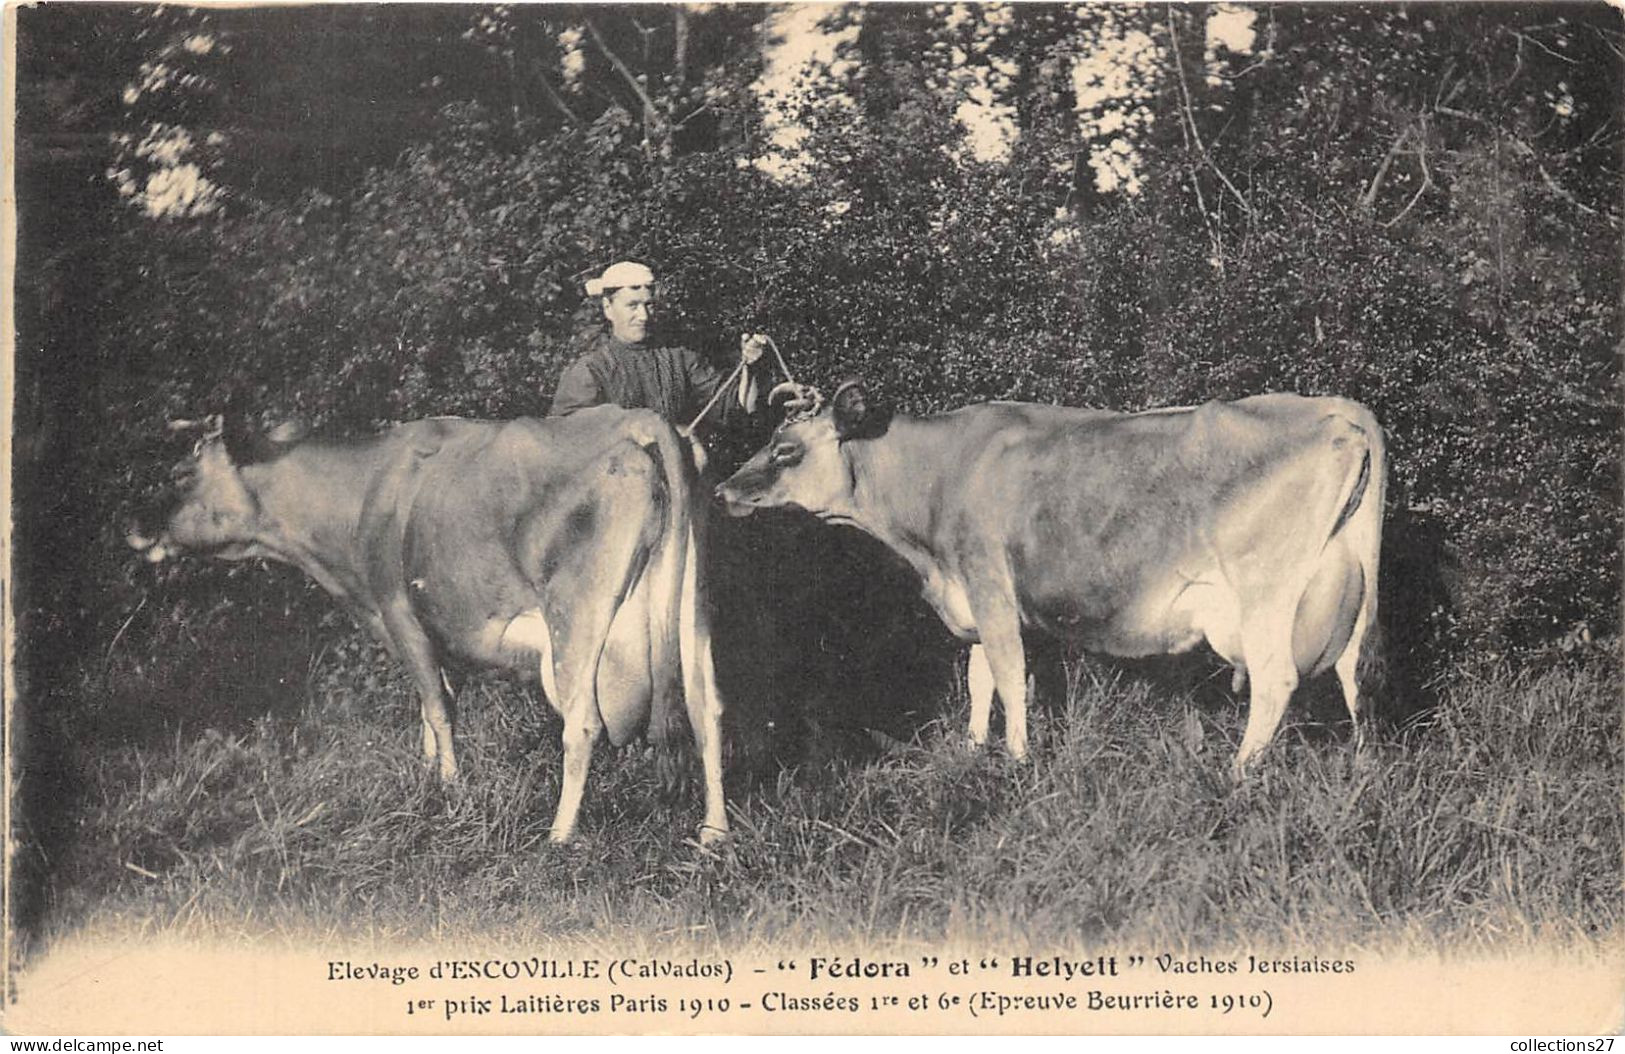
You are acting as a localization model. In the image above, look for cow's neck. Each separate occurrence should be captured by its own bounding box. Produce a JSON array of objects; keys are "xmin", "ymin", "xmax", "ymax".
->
[
  {"xmin": 842, "ymin": 416, "xmax": 959, "ymax": 577},
  {"xmin": 238, "ymin": 450, "xmax": 373, "ymax": 603}
]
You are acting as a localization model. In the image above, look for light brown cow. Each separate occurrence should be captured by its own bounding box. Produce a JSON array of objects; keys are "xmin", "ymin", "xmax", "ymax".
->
[
  {"xmin": 718, "ymin": 384, "xmax": 1386, "ymax": 777},
  {"xmin": 129, "ymin": 405, "xmax": 727, "ymax": 843}
]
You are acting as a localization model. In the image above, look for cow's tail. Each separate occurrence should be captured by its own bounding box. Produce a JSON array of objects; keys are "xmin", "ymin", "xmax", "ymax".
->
[
  {"xmin": 620, "ymin": 417, "xmax": 726, "ymax": 838},
  {"xmin": 623, "ymin": 415, "xmax": 690, "ymax": 756},
  {"xmin": 671, "ymin": 433, "xmax": 728, "ymax": 840},
  {"xmin": 1323, "ymin": 404, "xmax": 1388, "ymax": 704}
]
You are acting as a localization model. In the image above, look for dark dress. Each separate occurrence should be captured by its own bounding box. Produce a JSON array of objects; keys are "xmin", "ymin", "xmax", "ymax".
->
[{"xmin": 549, "ymin": 331, "xmax": 757, "ymax": 428}]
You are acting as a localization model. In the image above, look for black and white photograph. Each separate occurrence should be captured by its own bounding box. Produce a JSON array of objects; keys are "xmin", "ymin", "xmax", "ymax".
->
[{"xmin": 6, "ymin": 0, "xmax": 1622, "ymax": 1037}]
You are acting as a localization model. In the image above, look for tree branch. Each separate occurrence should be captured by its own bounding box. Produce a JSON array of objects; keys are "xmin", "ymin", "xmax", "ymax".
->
[
  {"xmin": 1535, "ymin": 161, "xmax": 1619, "ymax": 227},
  {"xmin": 1166, "ymin": 10, "xmax": 1253, "ymax": 219},
  {"xmin": 671, "ymin": 102, "xmax": 713, "ymax": 132},
  {"xmin": 1383, "ymin": 124, "xmax": 1434, "ymax": 228},
  {"xmin": 533, "ymin": 68, "xmax": 582, "ymax": 126},
  {"xmin": 1500, "ymin": 29, "xmax": 1526, "ymax": 88},
  {"xmin": 1436, "ymin": 103, "xmax": 1488, "ymax": 127},
  {"xmin": 1433, "ymin": 61, "xmax": 1459, "ymax": 108},
  {"xmin": 1588, "ymin": 23, "xmax": 1625, "ymax": 62},
  {"xmin": 674, "ymin": 7, "xmax": 689, "ymax": 89},
  {"xmin": 1505, "ymin": 26, "xmax": 1578, "ymax": 65},
  {"xmin": 1360, "ymin": 123, "xmax": 1412, "ymax": 213},
  {"xmin": 583, "ymin": 16, "xmax": 660, "ymax": 135},
  {"xmin": 1438, "ymin": 108, "xmax": 1622, "ymax": 227},
  {"xmin": 503, "ymin": 49, "xmax": 525, "ymax": 131},
  {"xmin": 1165, "ymin": 25, "xmax": 1223, "ymax": 270},
  {"xmin": 500, "ymin": 19, "xmax": 582, "ymax": 130}
]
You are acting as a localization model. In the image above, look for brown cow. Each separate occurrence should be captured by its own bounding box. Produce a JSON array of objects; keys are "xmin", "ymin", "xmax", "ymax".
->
[
  {"xmin": 717, "ymin": 384, "xmax": 1386, "ymax": 777},
  {"xmin": 129, "ymin": 405, "xmax": 726, "ymax": 843}
]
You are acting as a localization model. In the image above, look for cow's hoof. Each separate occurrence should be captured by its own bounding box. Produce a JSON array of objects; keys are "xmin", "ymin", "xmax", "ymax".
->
[
  {"xmin": 548, "ymin": 829, "xmax": 575, "ymax": 845},
  {"xmin": 697, "ymin": 825, "xmax": 729, "ymax": 847},
  {"xmin": 421, "ymin": 753, "xmax": 459, "ymax": 783}
]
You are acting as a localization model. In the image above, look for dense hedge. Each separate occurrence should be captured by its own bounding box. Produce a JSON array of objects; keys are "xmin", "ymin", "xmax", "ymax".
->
[
  {"xmin": 18, "ymin": 10, "xmax": 1620, "ymax": 754},
  {"xmin": 99, "ymin": 89, "xmax": 1619, "ymax": 662}
]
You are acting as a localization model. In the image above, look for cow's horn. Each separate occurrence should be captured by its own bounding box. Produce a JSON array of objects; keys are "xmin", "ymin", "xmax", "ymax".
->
[
  {"xmin": 169, "ymin": 414, "xmax": 226, "ymax": 438},
  {"xmin": 770, "ymin": 382, "xmax": 824, "ymax": 420}
]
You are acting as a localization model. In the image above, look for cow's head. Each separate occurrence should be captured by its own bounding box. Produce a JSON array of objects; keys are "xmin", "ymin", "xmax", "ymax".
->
[
  {"xmin": 716, "ymin": 380, "xmax": 887, "ymax": 520},
  {"xmin": 126, "ymin": 407, "xmax": 302, "ymax": 564}
]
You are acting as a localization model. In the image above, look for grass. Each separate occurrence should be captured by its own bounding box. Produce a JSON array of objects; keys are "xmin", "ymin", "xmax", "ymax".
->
[{"xmin": 13, "ymin": 624, "xmax": 1622, "ymax": 964}]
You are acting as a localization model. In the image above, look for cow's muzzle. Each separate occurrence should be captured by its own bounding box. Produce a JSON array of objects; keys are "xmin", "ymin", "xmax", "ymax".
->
[{"xmin": 713, "ymin": 484, "xmax": 758, "ymax": 518}]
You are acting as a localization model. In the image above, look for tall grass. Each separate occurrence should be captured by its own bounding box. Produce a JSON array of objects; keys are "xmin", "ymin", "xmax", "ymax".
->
[{"xmin": 16, "ymin": 629, "xmax": 1621, "ymax": 961}]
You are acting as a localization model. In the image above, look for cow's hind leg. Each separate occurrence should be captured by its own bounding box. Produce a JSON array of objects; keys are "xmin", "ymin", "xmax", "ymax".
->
[
  {"xmin": 544, "ymin": 604, "xmax": 613, "ymax": 845},
  {"xmin": 420, "ymin": 720, "xmax": 437, "ymax": 769},
  {"xmin": 1332, "ymin": 406, "xmax": 1386, "ymax": 755},
  {"xmin": 550, "ymin": 700, "xmax": 603, "ymax": 844},
  {"xmin": 1334, "ymin": 601, "xmax": 1372, "ymax": 752},
  {"xmin": 382, "ymin": 598, "xmax": 458, "ymax": 781},
  {"xmin": 500, "ymin": 609, "xmax": 599, "ymax": 842},
  {"xmin": 538, "ymin": 444, "xmax": 661, "ymax": 843},
  {"xmin": 966, "ymin": 644, "xmax": 995, "ymax": 751},
  {"xmin": 1232, "ymin": 615, "xmax": 1300, "ymax": 780}
]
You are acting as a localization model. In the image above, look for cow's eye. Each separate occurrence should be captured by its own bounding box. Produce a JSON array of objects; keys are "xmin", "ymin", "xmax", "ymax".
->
[{"xmin": 770, "ymin": 443, "xmax": 802, "ymax": 467}]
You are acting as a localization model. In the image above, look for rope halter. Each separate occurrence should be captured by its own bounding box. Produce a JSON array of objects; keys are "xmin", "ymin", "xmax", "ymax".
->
[{"xmin": 769, "ymin": 381, "xmax": 823, "ymax": 422}]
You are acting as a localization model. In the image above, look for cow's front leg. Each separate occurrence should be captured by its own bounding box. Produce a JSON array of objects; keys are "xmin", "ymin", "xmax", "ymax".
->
[{"xmin": 967, "ymin": 603, "xmax": 1030, "ymax": 761}]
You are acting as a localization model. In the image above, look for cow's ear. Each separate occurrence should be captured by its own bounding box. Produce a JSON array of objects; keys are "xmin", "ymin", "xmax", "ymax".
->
[
  {"xmin": 266, "ymin": 419, "xmax": 310, "ymax": 445},
  {"xmin": 832, "ymin": 380, "xmax": 890, "ymax": 440},
  {"xmin": 832, "ymin": 381, "xmax": 870, "ymax": 439},
  {"xmin": 221, "ymin": 391, "xmax": 262, "ymax": 465}
]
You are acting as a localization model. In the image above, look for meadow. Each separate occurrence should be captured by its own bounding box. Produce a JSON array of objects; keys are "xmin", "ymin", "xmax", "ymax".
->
[{"xmin": 20, "ymin": 608, "xmax": 1620, "ymax": 961}]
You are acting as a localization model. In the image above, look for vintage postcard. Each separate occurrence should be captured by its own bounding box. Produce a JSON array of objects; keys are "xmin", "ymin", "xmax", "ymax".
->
[{"xmin": 6, "ymin": 1, "xmax": 1621, "ymax": 1037}]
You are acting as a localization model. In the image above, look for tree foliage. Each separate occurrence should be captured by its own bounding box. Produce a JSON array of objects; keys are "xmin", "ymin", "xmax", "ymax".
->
[{"xmin": 16, "ymin": 2, "xmax": 1623, "ymax": 700}]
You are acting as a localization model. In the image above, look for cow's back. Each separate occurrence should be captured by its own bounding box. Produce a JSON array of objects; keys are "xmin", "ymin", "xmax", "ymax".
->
[
  {"xmin": 355, "ymin": 410, "xmax": 674, "ymax": 671},
  {"xmin": 935, "ymin": 396, "xmax": 1373, "ymax": 650}
]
